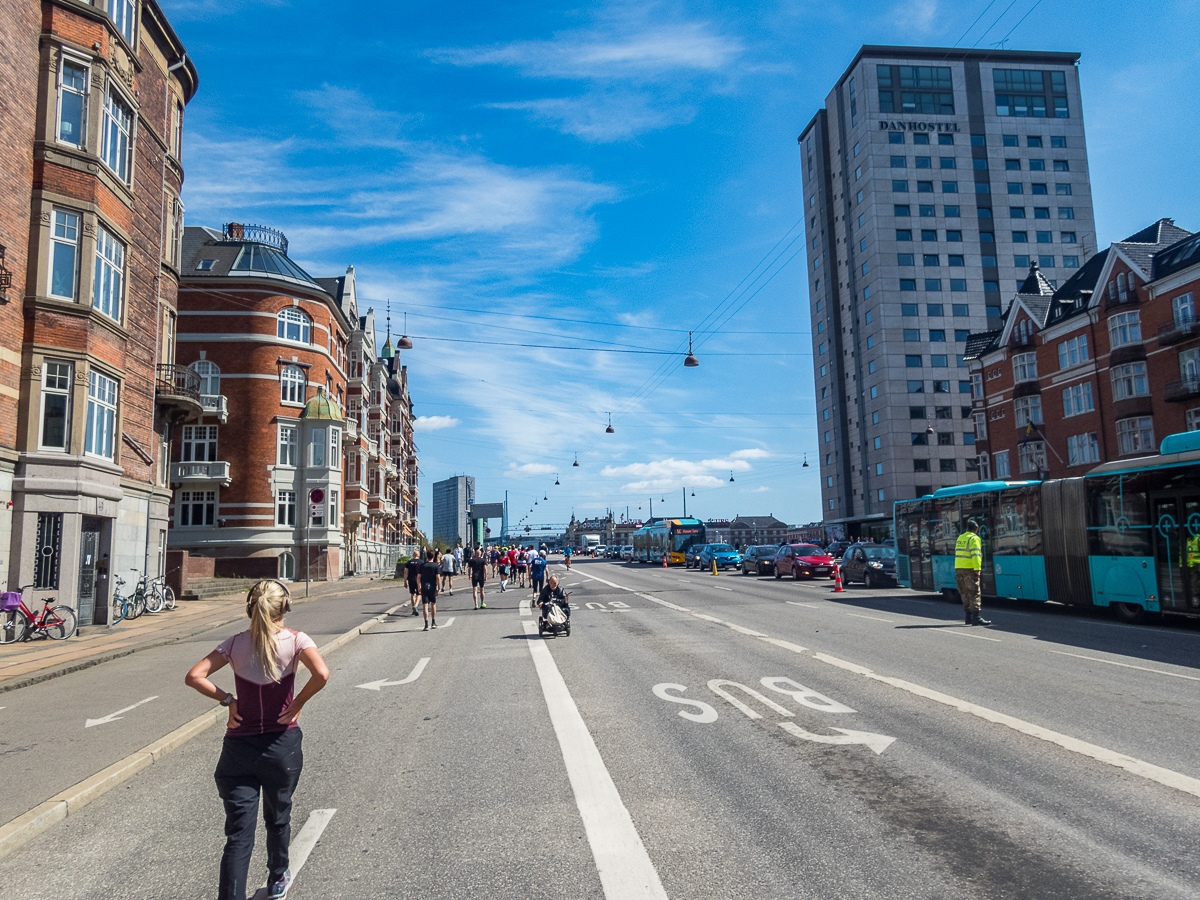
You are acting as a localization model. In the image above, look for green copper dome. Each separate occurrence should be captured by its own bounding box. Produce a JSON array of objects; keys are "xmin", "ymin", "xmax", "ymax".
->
[
  {"xmin": 301, "ymin": 389, "xmax": 344, "ymax": 421},
  {"xmin": 379, "ymin": 338, "xmax": 395, "ymax": 359}
]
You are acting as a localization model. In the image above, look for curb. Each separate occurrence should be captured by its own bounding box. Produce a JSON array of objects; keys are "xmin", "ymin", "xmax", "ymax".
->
[
  {"xmin": 0, "ymin": 581, "xmax": 399, "ymax": 695},
  {"xmin": 0, "ymin": 602, "xmax": 406, "ymax": 860}
]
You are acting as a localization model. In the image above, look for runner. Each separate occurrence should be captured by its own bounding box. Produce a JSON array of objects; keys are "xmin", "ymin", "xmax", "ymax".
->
[
  {"xmin": 184, "ymin": 580, "xmax": 330, "ymax": 900},
  {"xmin": 498, "ymin": 552, "xmax": 509, "ymax": 592},
  {"xmin": 419, "ymin": 548, "xmax": 440, "ymax": 630},
  {"xmin": 453, "ymin": 541, "xmax": 464, "ymax": 578},
  {"xmin": 516, "ymin": 547, "xmax": 528, "ymax": 588},
  {"xmin": 404, "ymin": 554, "xmax": 421, "ymax": 617},
  {"xmin": 564, "ymin": 545, "xmax": 573, "ymax": 570},
  {"xmin": 489, "ymin": 545, "xmax": 500, "ymax": 578},
  {"xmin": 439, "ymin": 547, "xmax": 455, "ymax": 595},
  {"xmin": 468, "ymin": 548, "xmax": 488, "ymax": 609},
  {"xmin": 530, "ymin": 550, "xmax": 547, "ymax": 598}
]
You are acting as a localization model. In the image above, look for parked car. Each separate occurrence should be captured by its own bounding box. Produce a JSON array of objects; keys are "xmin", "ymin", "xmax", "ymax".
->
[
  {"xmin": 685, "ymin": 544, "xmax": 709, "ymax": 568},
  {"xmin": 840, "ymin": 544, "xmax": 898, "ymax": 588},
  {"xmin": 740, "ymin": 545, "xmax": 778, "ymax": 576},
  {"xmin": 698, "ymin": 543, "xmax": 742, "ymax": 571},
  {"xmin": 774, "ymin": 544, "xmax": 836, "ymax": 580},
  {"xmin": 824, "ymin": 541, "xmax": 852, "ymax": 559},
  {"xmin": 620, "ymin": 544, "xmax": 634, "ymax": 561}
]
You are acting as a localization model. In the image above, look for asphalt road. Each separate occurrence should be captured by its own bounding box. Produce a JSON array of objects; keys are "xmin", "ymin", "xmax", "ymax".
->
[{"xmin": 1, "ymin": 559, "xmax": 1197, "ymax": 899}]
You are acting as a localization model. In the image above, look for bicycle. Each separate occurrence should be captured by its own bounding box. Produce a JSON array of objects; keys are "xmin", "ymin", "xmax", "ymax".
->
[
  {"xmin": 143, "ymin": 570, "xmax": 177, "ymax": 613},
  {"xmin": 111, "ymin": 576, "xmax": 130, "ymax": 624},
  {"xmin": 0, "ymin": 585, "xmax": 78, "ymax": 643}
]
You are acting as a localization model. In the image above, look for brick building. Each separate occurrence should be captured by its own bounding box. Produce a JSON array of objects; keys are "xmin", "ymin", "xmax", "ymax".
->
[
  {"xmin": 966, "ymin": 219, "xmax": 1198, "ymax": 479},
  {"xmin": 0, "ymin": 0, "xmax": 198, "ymax": 623},
  {"xmin": 171, "ymin": 227, "xmax": 418, "ymax": 580},
  {"xmin": 729, "ymin": 515, "xmax": 788, "ymax": 549}
]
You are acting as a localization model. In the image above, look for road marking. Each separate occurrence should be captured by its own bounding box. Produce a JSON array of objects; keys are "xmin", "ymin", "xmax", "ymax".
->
[
  {"xmin": 707, "ymin": 679, "xmax": 793, "ymax": 720},
  {"xmin": 846, "ymin": 613, "xmax": 894, "ymax": 623},
  {"xmin": 438, "ymin": 617, "xmax": 455, "ymax": 628},
  {"xmin": 523, "ymin": 621, "xmax": 669, "ymax": 900},
  {"xmin": 1048, "ymin": 650, "xmax": 1200, "ymax": 681},
  {"xmin": 519, "ymin": 598, "xmax": 533, "ymax": 617},
  {"xmin": 711, "ymin": 586, "xmax": 733, "ymax": 592},
  {"xmin": 251, "ymin": 808, "xmax": 336, "ymax": 899},
  {"xmin": 934, "ymin": 628, "xmax": 1002, "ymax": 643},
  {"xmin": 566, "ymin": 583, "xmax": 582, "ymax": 587},
  {"xmin": 778, "ymin": 721, "xmax": 896, "ymax": 755},
  {"xmin": 786, "ymin": 601, "xmax": 820, "ymax": 609},
  {"xmin": 652, "ymin": 683, "xmax": 718, "ymax": 723},
  {"xmin": 357, "ymin": 657, "xmax": 430, "ymax": 691},
  {"xmin": 85, "ymin": 696, "xmax": 159, "ymax": 728},
  {"xmin": 760, "ymin": 677, "xmax": 855, "ymax": 714}
]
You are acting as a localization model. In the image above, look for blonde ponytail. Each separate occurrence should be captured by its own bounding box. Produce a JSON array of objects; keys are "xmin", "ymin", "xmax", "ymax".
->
[{"xmin": 245, "ymin": 580, "xmax": 290, "ymax": 682}]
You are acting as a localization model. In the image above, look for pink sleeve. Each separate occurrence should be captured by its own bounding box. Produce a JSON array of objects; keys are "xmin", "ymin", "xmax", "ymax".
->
[
  {"xmin": 294, "ymin": 631, "xmax": 317, "ymax": 653},
  {"xmin": 215, "ymin": 634, "xmax": 236, "ymax": 660}
]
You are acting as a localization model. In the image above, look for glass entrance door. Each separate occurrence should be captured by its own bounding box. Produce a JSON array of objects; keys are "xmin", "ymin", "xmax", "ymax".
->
[
  {"xmin": 1152, "ymin": 496, "xmax": 1189, "ymax": 612},
  {"xmin": 78, "ymin": 518, "xmax": 102, "ymax": 625}
]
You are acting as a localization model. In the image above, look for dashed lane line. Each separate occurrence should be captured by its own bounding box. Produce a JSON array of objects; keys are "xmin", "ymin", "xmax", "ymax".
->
[
  {"xmin": 786, "ymin": 602, "xmax": 820, "ymax": 609},
  {"xmin": 1048, "ymin": 650, "xmax": 1200, "ymax": 681},
  {"xmin": 523, "ymin": 620, "xmax": 669, "ymax": 900},
  {"xmin": 249, "ymin": 808, "xmax": 336, "ymax": 899},
  {"xmin": 846, "ymin": 613, "xmax": 895, "ymax": 623},
  {"xmin": 569, "ymin": 567, "xmax": 1200, "ymax": 801},
  {"xmin": 934, "ymin": 628, "xmax": 1002, "ymax": 643}
]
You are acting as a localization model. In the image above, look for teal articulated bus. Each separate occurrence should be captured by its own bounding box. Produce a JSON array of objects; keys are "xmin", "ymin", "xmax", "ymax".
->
[{"xmin": 895, "ymin": 431, "xmax": 1200, "ymax": 623}]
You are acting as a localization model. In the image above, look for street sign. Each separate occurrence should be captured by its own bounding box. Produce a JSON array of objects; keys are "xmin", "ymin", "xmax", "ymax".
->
[
  {"xmin": 310, "ymin": 488, "xmax": 325, "ymax": 504},
  {"xmin": 310, "ymin": 503, "xmax": 321, "ymax": 520}
]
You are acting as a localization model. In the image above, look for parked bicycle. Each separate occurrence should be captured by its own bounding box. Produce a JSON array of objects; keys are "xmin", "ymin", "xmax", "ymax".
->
[
  {"xmin": 143, "ymin": 570, "xmax": 178, "ymax": 613},
  {"xmin": 110, "ymin": 575, "xmax": 146, "ymax": 623},
  {"xmin": 0, "ymin": 585, "xmax": 78, "ymax": 643}
]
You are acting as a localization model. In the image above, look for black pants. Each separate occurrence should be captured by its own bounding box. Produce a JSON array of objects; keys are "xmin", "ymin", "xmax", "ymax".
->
[
  {"xmin": 214, "ymin": 728, "xmax": 304, "ymax": 900},
  {"xmin": 532, "ymin": 576, "xmax": 544, "ymax": 594}
]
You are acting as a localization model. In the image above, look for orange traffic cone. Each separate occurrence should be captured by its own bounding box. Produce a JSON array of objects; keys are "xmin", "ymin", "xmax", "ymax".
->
[
  {"xmin": 662, "ymin": 553, "xmax": 668, "ymax": 569},
  {"xmin": 832, "ymin": 564, "xmax": 844, "ymax": 592}
]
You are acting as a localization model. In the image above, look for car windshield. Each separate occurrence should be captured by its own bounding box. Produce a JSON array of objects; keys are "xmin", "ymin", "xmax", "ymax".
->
[
  {"xmin": 864, "ymin": 546, "xmax": 897, "ymax": 560},
  {"xmin": 795, "ymin": 545, "xmax": 824, "ymax": 556},
  {"xmin": 710, "ymin": 544, "xmax": 734, "ymax": 553},
  {"xmin": 756, "ymin": 545, "xmax": 777, "ymax": 553}
]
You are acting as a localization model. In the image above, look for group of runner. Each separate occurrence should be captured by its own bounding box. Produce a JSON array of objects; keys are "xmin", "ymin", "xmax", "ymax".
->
[{"xmin": 402, "ymin": 542, "xmax": 551, "ymax": 621}]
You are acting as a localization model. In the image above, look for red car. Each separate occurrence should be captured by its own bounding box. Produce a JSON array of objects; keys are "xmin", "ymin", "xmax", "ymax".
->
[{"xmin": 774, "ymin": 544, "xmax": 836, "ymax": 580}]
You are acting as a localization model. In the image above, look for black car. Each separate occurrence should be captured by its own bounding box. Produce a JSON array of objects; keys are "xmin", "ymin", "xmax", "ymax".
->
[
  {"xmin": 840, "ymin": 544, "xmax": 898, "ymax": 588},
  {"xmin": 740, "ymin": 545, "xmax": 778, "ymax": 576},
  {"xmin": 685, "ymin": 544, "xmax": 709, "ymax": 568}
]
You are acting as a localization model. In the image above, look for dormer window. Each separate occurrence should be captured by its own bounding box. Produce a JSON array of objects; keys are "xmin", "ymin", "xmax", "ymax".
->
[{"xmin": 196, "ymin": 259, "xmax": 215, "ymax": 271}]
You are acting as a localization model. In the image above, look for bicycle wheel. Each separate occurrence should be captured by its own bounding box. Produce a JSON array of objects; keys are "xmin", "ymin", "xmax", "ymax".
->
[
  {"xmin": 145, "ymin": 588, "xmax": 164, "ymax": 614},
  {"xmin": 128, "ymin": 592, "xmax": 145, "ymax": 619},
  {"xmin": 162, "ymin": 586, "xmax": 176, "ymax": 611},
  {"xmin": 111, "ymin": 596, "xmax": 127, "ymax": 624},
  {"xmin": 45, "ymin": 606, "xmax": 77, "ymax": 640},
  {"xmin": 0, "ymin": 610, "xmax": 28, "ymax": 644}
]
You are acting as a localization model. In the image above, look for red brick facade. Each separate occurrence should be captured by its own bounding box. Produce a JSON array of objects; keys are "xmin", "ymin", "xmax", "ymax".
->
[{"xmin": 968, "ymin": 220, "xmax": 1200, "ymax": 480}]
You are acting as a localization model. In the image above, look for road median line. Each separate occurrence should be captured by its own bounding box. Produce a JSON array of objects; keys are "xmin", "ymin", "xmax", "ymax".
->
[{"xmin": 0, "ymin": 603, "xmax": 405, "ymax": 860}]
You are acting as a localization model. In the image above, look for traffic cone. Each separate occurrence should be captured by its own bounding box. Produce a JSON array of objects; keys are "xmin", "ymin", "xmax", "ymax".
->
[
  {"xmin": 832, "ymin": 564, "xmax": 844, "ymax": 592},
  {"xmin": 711, "ymin": 558, "xmax": 718, "ymax": 576},
  {"xmin": 662, "ymin": 554, "xmax": 668, "ymax": 569}
]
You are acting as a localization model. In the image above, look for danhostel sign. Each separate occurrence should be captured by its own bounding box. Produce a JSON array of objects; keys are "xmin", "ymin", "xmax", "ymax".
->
[{"xmin": 879, "ymin": 120, "xmax": 961, "ymax": 133}]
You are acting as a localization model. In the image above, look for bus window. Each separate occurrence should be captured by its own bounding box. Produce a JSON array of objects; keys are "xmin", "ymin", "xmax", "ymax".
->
[
  {"xmin": 1088, "ymin": 475, "xmax": 1151, "ymax": 556},
  {"xmin": 994, "ymin": 487, "xmax": 1041, "ymax": 556}
]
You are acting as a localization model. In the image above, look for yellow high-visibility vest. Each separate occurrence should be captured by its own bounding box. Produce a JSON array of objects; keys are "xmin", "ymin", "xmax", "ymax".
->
[
  {"xmin": 955, "ymin": 532, "xmax": 982, "ymax": 570},
  {"xmin": 1187, "ymin": 534, "xmax": 1200, "ymax": 568}
]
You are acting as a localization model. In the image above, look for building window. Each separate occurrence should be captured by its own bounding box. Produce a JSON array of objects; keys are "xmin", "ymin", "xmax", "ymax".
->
[
  {"xmin": 84, "ymin": 370, "xmax": 117, "ymax": 459},
  {"xmin": 278, "ymin": 424, "xmax": 298, "ymax": 466},
  {"xmin": 1111, "ymin": 363, "xmax": 1148, "ymax": 400},
  {"xmin": 101, "ymin": 84, "xmax": 133, "ymax": 183},
  {"xmin": 1057, "ymin": 335, "xmax": 1089, "ymax": 369},
  {"xmin": 1012, "ymin": 352, "xmax": 1037, "ymax": 383},
  {"xmin": 1179, "ymin": 348, "xmax": 1200, "ymax": 383},
  {"xmin": 277, "ymin": 307, "xmax": 312, "ymax": 343},
  {"xmin": 994, "ymin": 450, "xmax": 1010, "ymax": 478},
  {"xmin": 1116, "ymin": 417, "xmax": 1154, "ymax": 456},
  {"xmin": 182, "ymin": 425, "xmax": 218, "ymax": 462},
  {"xmin": 179, "ymin": 490, "xmax": 216, "ymax": 527},
  {"xmin": 39, "ymin": 361, "xmax": 72, "ymax": 450},
  {"xmin": 1067, "ymin": 433, "xmax": 1100, "ymax": 466},
  {"xmin": 973, "ymin": 412, "xmax": 987, "ymax": 441},
  {"xmin": 1173, "ymin": 292, "xmax": 1196, "ymax": 326},
  {"xmin": 330, "ymin": 428, "xmax": 341, "ymax": 467},
  {"xmin": 34, "ymin": 512, "xmax": 64, "ymax": 590},
  {"xmin": 1187, "ymin": 409, "xmax": 1200, "ymax": 432},
  {"xmin": 1062, "ymin": 382, "xmax": 1094, "ymax": 417},
  {"xmin": 1019, "ymin": 441, "xmax": 1047, "ymax": 474},
  {"xmin": 893, "ymin": 180, "xmax": 909, "ymax": 192},
  {"xmin": 277, "ymin": 490, "xmax": 297, "ymax": 526},
  {"xmin": 93, "ymin": 225, "xmax": 124, "ymax": 321},
  {"xmin": 1108, "ymin": 312, "xmax": 1141, "ymax": 348},
  {"xmin": 330, "ymin": 490, "xmax": 339, "ymax": 527},
  {"xmin": 57, "ymin": 58, "xmax": 88, "ymax": 147},
  {"xmin": 281, "ymin": 365, "xmax": 305, "ymax": 404},
  {"xmin": 311, "ymin": 427, "xmax": 327, "ymax": 467},
  {"xmin": 1014, "ymin": 395, "xmax": 1042, "ymax": 426},
  {"xmin": 191, "ymin": 360, "xmax": 220, "ymax": 396},
  {"xmin": 49, "ymin": 209, "xmax": 81, "ymax": 299},
  {"xmin": 106, "ymin": 0, "xmax": 137, "ymax": 44}
]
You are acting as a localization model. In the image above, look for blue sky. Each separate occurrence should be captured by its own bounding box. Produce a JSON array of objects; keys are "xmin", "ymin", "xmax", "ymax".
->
[{"xmin": 165, "ymin": 0, "xmax": 1200, "ymax": 535}]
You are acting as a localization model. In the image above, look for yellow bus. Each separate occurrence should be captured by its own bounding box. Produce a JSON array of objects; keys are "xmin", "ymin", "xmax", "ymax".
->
[{"xmin": 631, "ymin": 518, "xmax": 707, "ymax": 566}]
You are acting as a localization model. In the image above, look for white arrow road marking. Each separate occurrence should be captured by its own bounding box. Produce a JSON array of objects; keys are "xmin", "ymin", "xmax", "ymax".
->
[
  {"xmin": 779, "ymin": 721, "xmax": 896, "ymax": 755},
  {"xmin": 85, "ymin": 696, "xmax": 158, "ymax": 728},
  {"xmin": 356, "ymin": 657, "xmax": 430, "ymax": 691},
  {"xmin": 250, "ymin": 808, "xmax": 336, "ymax": 900},
  {"xmin": 438, "ymin": 617, "xmax": 455, "ymax": 628},
  {"xmin": 524, "ymin": 621, "xmax": 669, "ymax": 900}
]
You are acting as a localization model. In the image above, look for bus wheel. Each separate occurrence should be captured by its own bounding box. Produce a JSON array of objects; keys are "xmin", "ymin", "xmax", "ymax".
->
[{"xmin": 1111, "ymin": 602, "xmax": 1146, "ymax": 624}]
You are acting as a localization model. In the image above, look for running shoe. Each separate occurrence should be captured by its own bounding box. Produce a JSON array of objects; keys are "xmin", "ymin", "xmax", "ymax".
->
[
  {"xmin": 423, "ymin": 623, "xmax": 429, "ymax": 631},
  {"xmin": 268, "ymin": 868, "xmax": 293, "ymax": 899},
  {"xmin": 411, "ymin": 607, "xmax": 419, "ymax": 616},
  {"xmin": 431, "ymin": 620, "xmax": 438, "ymax": 629},
  {"xmin": 480, "ymin": 601, "xmax": 487, "ymax": 608}
]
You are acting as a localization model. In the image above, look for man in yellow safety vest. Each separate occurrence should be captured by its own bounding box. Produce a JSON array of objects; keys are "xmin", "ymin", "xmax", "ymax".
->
[
  {"xmin": 954, "ymin": 520, "xmax": 991, "ymax": 626},
  {"xmin": 1186, "ymin": 533, "xmax": 1200, "ymax": 608}
]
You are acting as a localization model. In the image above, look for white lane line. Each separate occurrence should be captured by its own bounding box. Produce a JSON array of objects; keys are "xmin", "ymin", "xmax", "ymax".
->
[
  {"xmin": 573, "ymin": 567, "xmax": 1200, "ymax": 802},
  {"xmin": 252, "ymin": 808, "xmax": 336, "ymax": 899},
  {"xmin": 438, "ymin": 617, "xmax": 456, "ymax": 628},
  {"xmin": 523, "ymin": 621, "xmax": 669, "ymax": 900},
  {"xmin": 711, "ymin": 586, "xmax": 733, "ymax": 592},
  {"xmin": 786, "ymin": 601, "xmax": 820, "ymax": 609},
  {"xmin": 934, "ymin": 628, "xmax": 1002, "ymax": 643},
  {"xmin": 846, "ymin": 613, "xmax": 895, "ymax": 623},
  {"xmin": 1048, "ymin": 650, "xmax": 1200, "ymax": 681},
  {"xmin": 519, "ymin": 598, "xmax": 533, "ymax": 617},
  {"xmin": 570, "ymin": 569, "xmax": 691, "ymax": 611}
]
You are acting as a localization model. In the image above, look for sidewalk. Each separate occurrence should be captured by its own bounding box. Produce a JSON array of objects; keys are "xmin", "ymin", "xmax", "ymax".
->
[{"xmin": 0, "ymin": 574, "xmax": 397, "ymax": 693}]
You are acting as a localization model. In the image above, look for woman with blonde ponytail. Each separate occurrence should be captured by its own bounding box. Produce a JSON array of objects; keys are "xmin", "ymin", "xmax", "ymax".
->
[{"xmin": 186, "ymin": 580, "xmax": 329, "ymax": 900}]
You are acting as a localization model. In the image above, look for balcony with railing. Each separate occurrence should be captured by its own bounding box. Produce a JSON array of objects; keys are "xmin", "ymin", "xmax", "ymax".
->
[
  {"xmin": 1158, "ymin": 311, "xmax": 1200, "ymax": 346},
  {"xmin": 155, "ymin": 364, "xmax": 203, "ymax": 419},
  {"xmin": 171, "ymin": 460, "xmax": 232, "ymax": 487},
  {"xmin": 342, "ymin": 420, "xmax": 358, "ymax": 442},
  {"xmin": 366, "ymin": 435, "xmax": 380, "ymax": 459},
  {"xmin": 200, "ymin": 393, "xmax": 228, "ymax": 423},
  {"xmin": 1164, "ymin": 376, "xmax": 1200, "ymax": 402}
]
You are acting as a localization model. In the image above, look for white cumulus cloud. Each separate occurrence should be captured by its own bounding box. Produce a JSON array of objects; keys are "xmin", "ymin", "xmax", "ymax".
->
[{"xmin": 414, "ymin": 415, "xmax": 460, "ymax": 431}]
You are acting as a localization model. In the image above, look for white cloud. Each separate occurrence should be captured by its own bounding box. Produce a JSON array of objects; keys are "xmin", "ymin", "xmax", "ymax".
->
[
  {"xmin": 506, "ymin": 462, "xmax": 558, "ymax": 476},
  {"xmin": 745, "ymin": 486, "xmax": 771, "ymax": 493},
  {"xmin": 600, "ymin": 449, "xmax": 768, "ymax": 493},
  {"xmin": 489, "ymin": 91, "xmax": 695, "ymax": 143},
  {"xmin": 414, "ymin": 415, "xmax": 460, "ymax": 431}
]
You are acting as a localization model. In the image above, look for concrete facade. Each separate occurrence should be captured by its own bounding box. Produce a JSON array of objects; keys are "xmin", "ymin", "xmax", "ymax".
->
[
  {"xmin": 0, "ymin": 0, "xmax": 198, "ymax": 624},
  {"xmin": 432, "ymin": 475, "xmax": 473, "ymax": 546},
  {"xmin": 800, "ymin": 46, "xmax": 1096, "ymax": 537}
]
